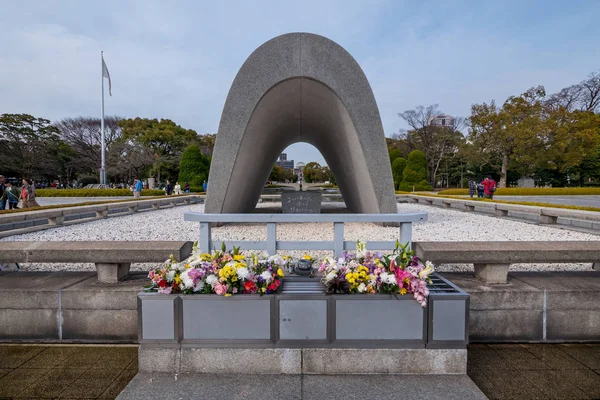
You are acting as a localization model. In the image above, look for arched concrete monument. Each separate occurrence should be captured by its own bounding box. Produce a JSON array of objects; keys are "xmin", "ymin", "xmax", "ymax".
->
[{"xmin": 205, "ymin": 33, "xmax": 396, "ymax": 214}]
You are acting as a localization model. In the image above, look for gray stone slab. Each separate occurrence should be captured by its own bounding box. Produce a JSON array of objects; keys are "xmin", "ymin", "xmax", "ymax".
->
[
  {"xmin": 0, "ymin": 241, "xmax": 192, "ymax": 263},
  {"xmin": 301, "ymin": 374, "xmax": 487, "ymax": 400},
  {"xmin": 138, "ymin": 347, "xmax": 180, "ymax": 373},
  {"xmin": 510, "ymin": 271, "xmax": 600, "ymax": 291},
  {"xmin": 302, "ymin": 348, "xmax": 466, "ymax": 374},
  {"xmin": 547, "ymin": 311, "xmax": 600, "ymax": 341},
  {"xmin": 415, "ymin": 241, "xmax": 600, "ymax": 264},
  {"xmin": 469, "ymin": 310, "xmax": 543, "ymax": 341},
  {"xmin": 440, "ymin": 272, "xmax": 542, "ymax": 310},
  {"xmin": 117, "ymin": 372, "xmax": 302, "ymax": 400},
  {"xmin": 282, "ymin": 191, "xmax": 322, "ymax": 214},
  {"xmin": 62, "ymin": 272, "xmax": 148, "ymax": 310},
  {"xmin": 0, "ymin": 309, "xmax": 58, "ymax": 339},
  {"xmin": 61, "ymin": 309, "xmax": 138, "ymax": 341},
  {"xmin": 179, "ymin": 348, "xmax": 301, "ymax": 374},
  {"xmin": 117, "ymin": 373, "xmax": 486, "ymax": 400}
]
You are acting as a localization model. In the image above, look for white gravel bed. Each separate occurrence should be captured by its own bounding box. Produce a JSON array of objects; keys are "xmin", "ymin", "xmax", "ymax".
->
[{"xmin": 1, "ymin": 202, "xmax": 598, "ymax": 273}]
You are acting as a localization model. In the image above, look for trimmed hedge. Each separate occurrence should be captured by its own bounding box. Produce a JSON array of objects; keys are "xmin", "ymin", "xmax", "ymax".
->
[
  {"xmin": 36, "ymin": 189, "xmax": 166, "ymax": 197},
  {"xmin": 415, "ymin": 194, "xmax": 600, "ymax": 213},
  {"xmin": 0, "ymin": 194, "xmax": 197, "ymax": 215},
  {"xmin": 437, "ymin": 187, "xmax": 600, "ymax": 196}
]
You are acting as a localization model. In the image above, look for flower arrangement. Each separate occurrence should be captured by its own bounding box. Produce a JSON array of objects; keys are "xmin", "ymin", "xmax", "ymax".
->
[
  {"xmin": 147, "ymin": 243, "xmax": 290, "ymax": 296},
  {"xmin": 318, "ymin": 241, "xmax": 434, "ymax": 307}
]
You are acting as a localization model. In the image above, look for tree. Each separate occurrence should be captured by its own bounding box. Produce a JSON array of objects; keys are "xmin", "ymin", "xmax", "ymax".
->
[
  {"xmin": 0, "ymin": 113, "xmax": 61, "ymax": 179},
  {"xmin": 388, "ymin": 149, "xmax": 402, "ymax": 164},
  {"xmin": 469, "ymin": 86, "xmax": 546, "ymax": 188},
  {"xmin": 55, "ymin": 116, "xmax": 123, "ymax": 179},
  {"xmin": 303, "ymin": 162, "xmax": 322, "ymax": 183},
  {"xmin": 391, "ymin": 157, "xmax": 407, "ymax": 189},
  {"xmin": 178, "ymin": 144, "xmax": 211, "ymax": 188},
  {"xmin": 269, "ymin": 165, "xmax": 284, "ymax": 182},
  {"xmin": 398, "ymin": 105, "xmax": 465, "ymax": 187},
  {"xmin": 119, "ymin": 118, "xmax": 198, "ymax": 181},
  {"xmin": 107, "ymin": 139, "xmax": 155, "ymax": 183},
  {"xmin": 399, "ymin": 150, "xmax": 431, "ymax": 192}
]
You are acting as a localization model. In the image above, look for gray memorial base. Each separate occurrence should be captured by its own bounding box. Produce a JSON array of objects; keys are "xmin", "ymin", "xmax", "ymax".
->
[
  {"xmin": 281, "ymin": 191, "xmax": 322, "ymax": 214},
  {"xmin": 137, "ymin": 274, "xmax": 468, "ymax": 374}
]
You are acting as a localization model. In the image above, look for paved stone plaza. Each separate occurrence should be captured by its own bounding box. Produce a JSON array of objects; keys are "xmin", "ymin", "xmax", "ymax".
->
[{"xmin": 0, "ymin": 344, "xmax": 599, "ymax": 399}]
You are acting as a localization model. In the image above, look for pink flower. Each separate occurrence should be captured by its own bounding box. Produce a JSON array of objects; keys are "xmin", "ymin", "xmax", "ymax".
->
[
  {"xmin": 158, "ymin": 286, "xmax": 172, "ymax": 294},
  {"xmin": 148, "ymin": 271, "xmax": 155, "ymax": 280},
  {"xmin": 214, "ymin": 283, "xmax": 228, "ymax": 296},
  {"xmin": 395, "ymin": 269, "xmax": 412, "ymax": 287},
  {"xmin": 232, "ymin": 287, "xmax": 238, "ymax": 294}
]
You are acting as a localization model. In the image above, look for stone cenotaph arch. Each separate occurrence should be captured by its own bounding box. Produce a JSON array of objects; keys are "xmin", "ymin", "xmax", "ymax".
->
[{"xmin": 205, "ymin": 32, "xmax": 397, "ymax": 214}]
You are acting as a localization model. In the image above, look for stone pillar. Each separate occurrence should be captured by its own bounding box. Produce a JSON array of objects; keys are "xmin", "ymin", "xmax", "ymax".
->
[
  {"xmin": 47, "ymin": 216, "xmax": 65, "ymax": 226},
  {"xmin": 465, "ymin": 205, "xmax": 475, "ymax": 212},
  {"xmin": 474, "ymin": 263, "xmax": 510, "ymax": 284},
  {"xmin": 495, "ymin": 209, "xmax": 508, "ymax": 218},
  {"xmin": 539, "ymin": 215, "xmax": 558, "ymax": 224},
  {"xmin": 593, "ymin": 263, "xmax": 599, "ymax": 271},
  {"xmin": 128, "ymin": 204, "xmax": 138, "ymax": 214},
  {"xmin": 95, "ymin": 210, "xmax": 108, "ymax": 218},
  {"xmin": 95, "ymin": 263, "xmax": 131, "ymax": 283}
]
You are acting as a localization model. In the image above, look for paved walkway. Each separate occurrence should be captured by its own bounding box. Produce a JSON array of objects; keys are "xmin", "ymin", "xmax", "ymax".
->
[
  {"xmin": 0, "ymin": 345, "xmax": 137, "ymax": 399},
  {"xmin": 1, "ymin": 344, "xmax": 599, "ymax": 399},
  {"xmin": 469, "ymin": 344, "xmax": 600, "ymax": 399}
]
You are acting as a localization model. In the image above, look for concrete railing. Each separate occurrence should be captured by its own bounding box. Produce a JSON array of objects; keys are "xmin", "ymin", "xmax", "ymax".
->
[
  {"xmin": 407, "ymin": 195, "xmax": 600, "ymax": 231},
  {"xmin": 183, "ymin": 213, "xmax": 429, "ymax": 256},
  {"xmin": 0, "ymin": 195, "xmax": 203, "ymax": 238}
]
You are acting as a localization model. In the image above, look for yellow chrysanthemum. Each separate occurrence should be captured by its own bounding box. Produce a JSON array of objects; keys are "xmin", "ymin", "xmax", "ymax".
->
[
  {"xmin": 235, "ymin": 262, "xmax": 247, "ymax": 269},
  {"xmin": 199, "ymin": 253, "xmax": 212, "ymax": 261},
  {"xmin": 185, "ymin": 264, "xmax": 191, "ymax": 269},
  {"xmin": 233, "ymin": 254, "xmax": 245, "ymax": 261},
  {"xmin": 277, "ymin": 268, "xmax": 285, "ymax": 277},
  {"xmin": 400, "ymin": 288, "xmax": 407, "ymax": 295}
]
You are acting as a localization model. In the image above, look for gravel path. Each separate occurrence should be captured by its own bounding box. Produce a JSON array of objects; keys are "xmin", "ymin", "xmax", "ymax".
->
[{"xmin": 2, "ymin": 203, "xmax": 597, "ymax": 272}]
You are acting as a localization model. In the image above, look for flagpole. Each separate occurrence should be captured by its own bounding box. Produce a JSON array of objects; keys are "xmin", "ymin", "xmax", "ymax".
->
[{"xmin": 100, "ymin": 51, "xmax": 106, "ymax": 185}]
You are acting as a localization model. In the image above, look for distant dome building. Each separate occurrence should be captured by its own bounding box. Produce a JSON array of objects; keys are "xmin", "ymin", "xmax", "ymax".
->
[{"xmin": 294, "ymin": 162, "xmax": 306, "ymax": 181}]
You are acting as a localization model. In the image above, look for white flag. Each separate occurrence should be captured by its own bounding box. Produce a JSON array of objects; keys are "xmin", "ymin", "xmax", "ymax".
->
[{"xmin": 102, "ymin": 55, "xmax": 112, "ymax": 96}]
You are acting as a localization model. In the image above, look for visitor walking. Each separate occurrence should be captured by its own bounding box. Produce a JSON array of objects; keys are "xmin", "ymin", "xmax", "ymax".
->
[
  {"xmin": 202, "ymin": 180, "xmax": 207, "ymax": 192},
  {"xmin": 184, "ymin": 182, "xmax": 190, "ymax": 193},
  {"xmin": 133, "ymin": 179, "xmax": 143, "ymax": 198},
  {"xmin": 476, "ymin": 180, "xmax": 485, "ymax": 198},
  {"xmin": 174, "ymin": 182, "xmax": 182, "ymax": 195},
  {"xmin": 21, "ymin": 179, "xmax": 40, "ymax": 208},
  {"xmin": 482, "ymin": 176, "xmax": 497, "ymax": 199},
  {"xmin": 0, "ymin": 175, "xmax": 6, "ymax": 211},
  {"xmin": 165, "ymin": 180, "xmax": 173, "ymax": 195},
  {"xmin": 1, "ymin": 181, "xmax": 21, "ymax": 209},
  {"xmin": 468, "ymin": 179, "xmax": 476, "ymax": 198}
]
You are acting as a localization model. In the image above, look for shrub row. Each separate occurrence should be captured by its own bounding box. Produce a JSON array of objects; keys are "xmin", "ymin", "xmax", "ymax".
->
[
  {"xmin": 437, "ymin": 187, "xmax": 600, "ymax": 196},
  {"xmin": 36, "ymin": 189, "xmax": 166, "ymax": 197}
]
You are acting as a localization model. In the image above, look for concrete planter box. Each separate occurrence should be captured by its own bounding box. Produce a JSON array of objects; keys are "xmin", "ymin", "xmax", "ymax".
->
[{"xmin": 139, "ymin": 274, "xmax": 468, "ymax": 349}]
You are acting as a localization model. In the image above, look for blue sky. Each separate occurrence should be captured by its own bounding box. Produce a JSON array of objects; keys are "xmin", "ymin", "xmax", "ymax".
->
[{"xmin": 1, "ymin": 0, "xmax": 599, "ymax": 165}]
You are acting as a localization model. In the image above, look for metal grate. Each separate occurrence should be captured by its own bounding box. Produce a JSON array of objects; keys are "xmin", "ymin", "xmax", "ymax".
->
[
  {"xmin": 427, "ymin": 275, "xmax": 460, "ymax": 294},
  {"xmin": 282, "ymin": 278, "xmax": 324, "ymax": 294}
]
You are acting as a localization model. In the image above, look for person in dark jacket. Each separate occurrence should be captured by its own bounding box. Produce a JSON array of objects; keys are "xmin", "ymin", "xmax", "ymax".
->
[
  {"xmin": 468, "ymin": 179, "xmax": 476, "ymax": 198},
  {"xmin": 476, "ymin": 180, "xmax": 485, "ymax": 198},
  {"xmin": 1, "ymin": 181, "xmax": 21, "ymax": 209},
  {"xmin": 165, "ymin": 180, "xmax": 173, "ymax": 195},
  {"xmin": 0, "ymin": 175, "xmax": 6, "ymax": 210}
]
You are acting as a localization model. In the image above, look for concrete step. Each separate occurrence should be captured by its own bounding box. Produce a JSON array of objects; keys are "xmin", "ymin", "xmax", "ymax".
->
[{"xmin": 117, "ymin": 372, "xmax": 487, "ymax": 400}]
